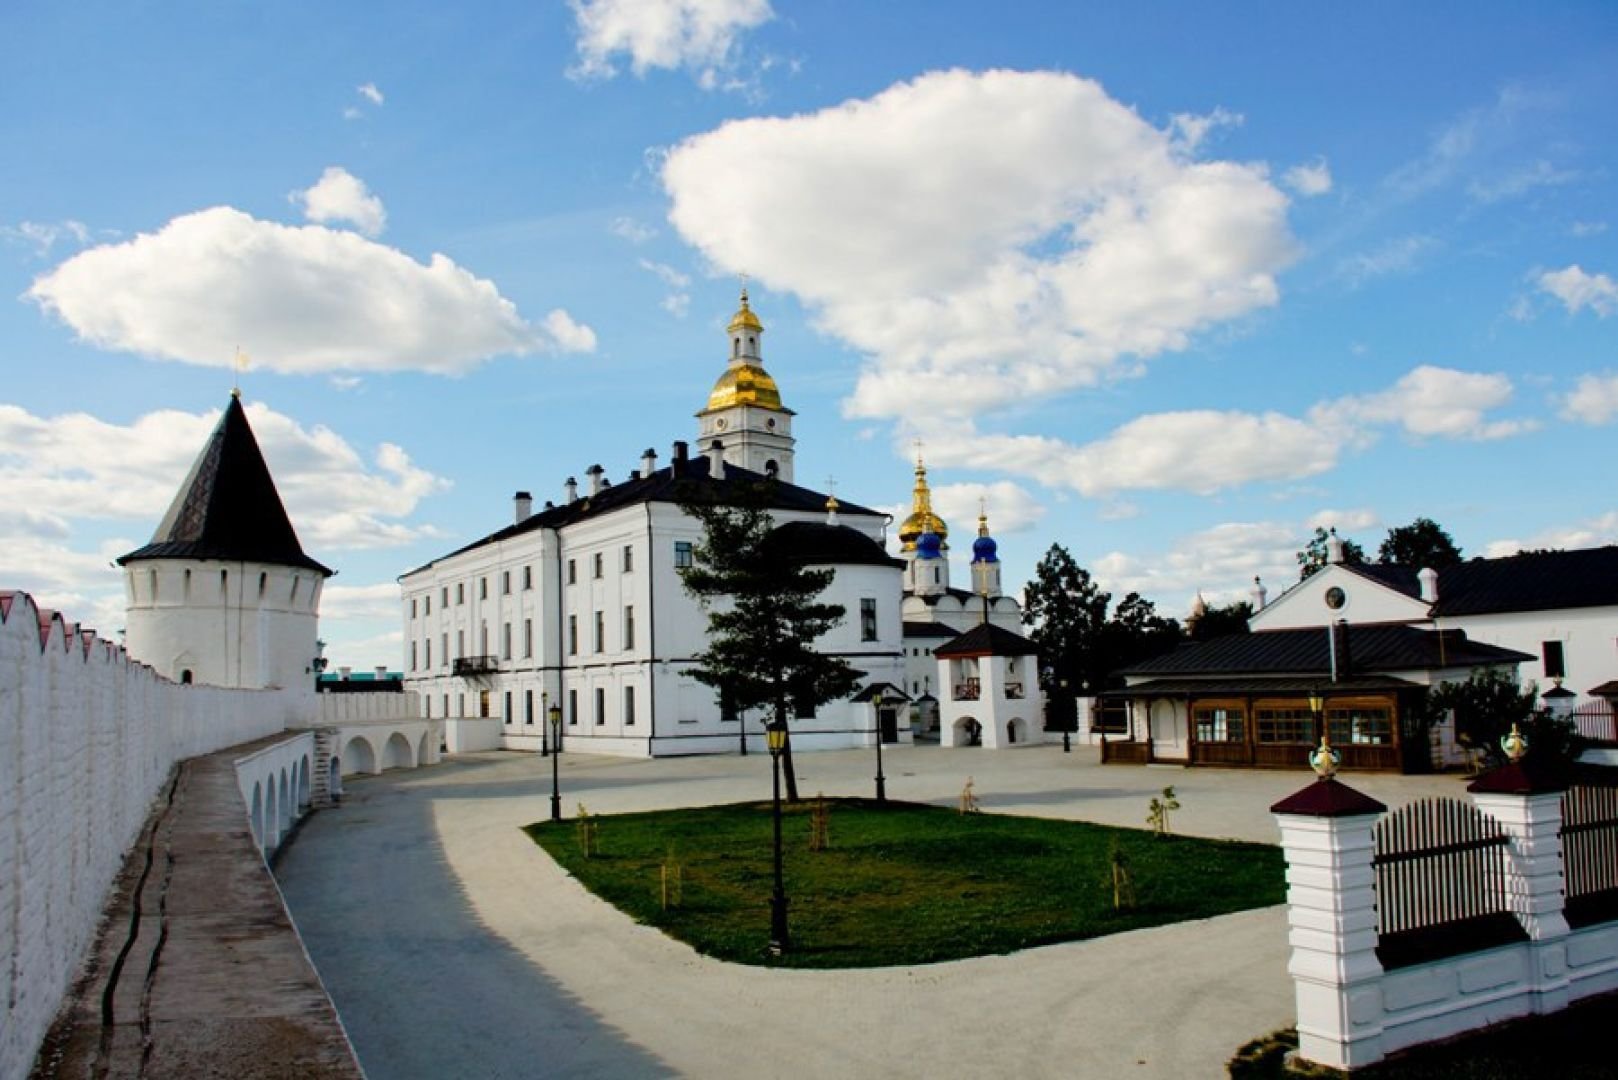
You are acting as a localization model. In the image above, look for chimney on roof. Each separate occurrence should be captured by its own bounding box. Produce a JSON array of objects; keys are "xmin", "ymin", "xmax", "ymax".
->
[
  {"xmin": 1250, "ymin": 576, "xmax": 1267, "ymax": 611},
  {"xmin": 641, "ymin": 447, "xmax": 657, "ymax": 476},
  {"xmin": 1326, "ymin": 528, "xmax": 1345, "ymax": 565},
  {"xmin": 339, "ymin": 665, "xmax": 351, "ymax": 681},
  {"xmin": 706, "ymin": 439, "xmax": 725, "ymax": 476},
  {"xmin": 671, "ymin": 440, "xmax": 689, "ymax": 477},
  {"xmin": 564, "ymin": 476, "xmax": 578, "ymax": 503},
  {"xmin": 374, "ymin": 665, "xmax": 388, "ymax": 681},
  {"xmin": 1418, "ymin": 566, "xmax": 1439, "ymax": 604},
  {"xmin": 514, "ymin": 490, "xmax": 532, "ymax": 524},
  {"xmin": 544, "ymin": 500, "xmax": 555, "ymax": 510},
  {"xmin": 586, "ymin": 464, "xmax": 605, "ymax": 495}
]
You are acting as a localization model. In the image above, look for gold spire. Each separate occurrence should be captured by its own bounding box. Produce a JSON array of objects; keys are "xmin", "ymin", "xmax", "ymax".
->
[
  {"xmin": 897, "ymin": 455, "xmax": 948, "ymax": 551},
  {"xmin": 977, "ymin": 497, "xmax": 990, "ymax": 537},
  {"xmin": 704, "ymin": 286, "xmax": 783, "ymax": 411}
]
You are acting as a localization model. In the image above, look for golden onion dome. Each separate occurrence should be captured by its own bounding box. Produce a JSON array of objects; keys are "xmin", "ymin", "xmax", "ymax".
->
[
  {"xmin": 728, "ymin": 288, "xmax": 763, "ymax": 333},
  {"xmin": 706, "ymin": 363, "xmax": 783, "ymax": 411},
  {"xmin": 896, "ymin": 458, "xmax": 948, "ymax": 551}
]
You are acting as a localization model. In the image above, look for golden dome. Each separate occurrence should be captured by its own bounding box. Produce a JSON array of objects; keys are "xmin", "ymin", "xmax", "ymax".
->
[
  {"xmin": 706, "ymin": 363, "xmax": 783, "ymax": 411},
  {"xmin": 897, "ymin": 457, "xmax": 948, "ymax": 551},
  {"xmin": 728, "ymin": 288, "xmax": 763, "ymax": 333}
]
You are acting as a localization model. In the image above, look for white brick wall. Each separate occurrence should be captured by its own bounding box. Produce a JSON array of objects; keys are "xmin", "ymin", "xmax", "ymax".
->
[{"xmin": 0, "ymin": 590, "xmax": 309, "ymax": 1080}]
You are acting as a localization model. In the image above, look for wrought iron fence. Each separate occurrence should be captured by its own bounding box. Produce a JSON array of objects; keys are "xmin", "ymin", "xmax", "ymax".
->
[
  {"xmin": 1562, "ymin": 781, "xmax": 1618, "ymax": 928},
  {"xmin": 1571, "ymin": 701, "xmax": 1617, "ymax": 745},
  {"xmin": 1373, "ymin": 797, "xmax": 1524, "ymax": 968}
]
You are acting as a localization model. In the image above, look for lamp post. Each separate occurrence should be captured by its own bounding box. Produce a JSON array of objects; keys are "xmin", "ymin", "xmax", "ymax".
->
[
  {"xmin": 766, "ymin": 719, "xmax": 790, "ymax": 956},
  {"xmin": 541, "ymin": 690, "xmax": 550, "ymax": 757},
  {"xmin": 1061, "ymin": 678, "xmax": 1072, "ymax": 753},
  {"xmin": 548, "ymin": 701, "xmax": 563, "ymax": 822},
  {"xmin": 872, "ymin": 690, "xmax": 888, "ymax": 804},
  {"xmin": 1307, "ymin": 689, "xmax": 1325, "ymax": 749}
]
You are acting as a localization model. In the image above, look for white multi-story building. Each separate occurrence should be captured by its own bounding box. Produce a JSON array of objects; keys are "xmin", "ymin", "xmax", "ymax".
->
[{"xmin": 399, "ymin": 293, "xmax": 912, "ymax": 757}]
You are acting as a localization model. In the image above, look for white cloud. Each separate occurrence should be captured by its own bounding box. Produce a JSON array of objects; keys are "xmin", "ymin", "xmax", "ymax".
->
[
  {"xmin": 1306, "ymin": 508, "xmax": 1379, "ymax": 532},
  {"xmin": 1537, "ymin": 265, "xmax": 1618, "ymax": 317},
  {"xmin": 321, "ymin": 629, "xmax": 405, "ymax": 672},
  {"xmin": 1485, "ymin": 511, "xmax": 1618, "ymax": 558},
  {"xmin": 1315, "ymin": 364, "xmax": 1533, "ymax": 441},
  {"xmin": 663, "ymin": 69, "xmax": 1296, "ymax": 422},
  {"xmin": 1283, "ymin": 158, "xmax": 1333, "ymax": 197},
  {"xmin": 343, "ymin": 106, "xmax": 364, "ymax": 122},
  {"xmin": 0, "ymin": 400, "xmax": 450, "ymax": 551},
  {"xmin": 1168, "ymin": 107, "xmax": 1243, "ymax": 153},
  {"xmin": 1560, "ymin": 372, "xmax": 1618, "ymax": 425},
  {"xmin": 610, "ymin": 216, "xmax": 658, "ymax": 244},
  {"xmin": 1467, "ymin": 159, "xmax": 1578, "ymax": 204},
  {"xmin": 2, "ymin": 219, "xmax": 91, "ymax": 256},
  {"xmin": 923, "ymin": 410, "xmax": 1334, "ymax": 499},
  {"xmin": 929, "ymin": 481, "xmax": 1046, "ymax": 535},
  {"xmin": 292, "ymin": 166, "xmax": 387, "ymax": 237},
  {"xmin": 1571, "ymin": 221, "xmax": 1608, "ymax": 238},
  {"xmin": 320, "ymin": 582, "xmax": 401, "ymax": 621},
  {"xmin": 27, "ymin": 206, "xmax": 595, "ymax": 374},
  {"xmin": 1091, "ymin": 519, "xmax": 1301, "ymax": 615},
  {"xmin": 358, "ymin": 82, "xmax": 385, "ymax": 106},
  {"xmin": 1336, "ymin": 234, "xmax": 1437, "ymax": 285},
  {"xmin": 569, "ymin": 0, "xmax": 773, "ymax": 83},
  {"xmin": 639, "ymin": 257, "xmax": 691, "ymax": 316}
]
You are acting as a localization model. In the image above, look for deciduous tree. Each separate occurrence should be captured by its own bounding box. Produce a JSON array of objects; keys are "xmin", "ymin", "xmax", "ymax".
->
[
  {"xmin": 1296, "ymin": 527, "xmax": 1366, "ymax": 580},
  {"xmin": 1377, "ymin": 517, "xmax": 1463, "ymax": 569}
]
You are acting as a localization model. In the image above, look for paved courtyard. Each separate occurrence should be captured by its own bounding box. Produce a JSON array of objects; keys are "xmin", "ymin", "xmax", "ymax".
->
[{"xmin": 275, "ymin": 743, "xmax": 1464, "ymax": 1079}]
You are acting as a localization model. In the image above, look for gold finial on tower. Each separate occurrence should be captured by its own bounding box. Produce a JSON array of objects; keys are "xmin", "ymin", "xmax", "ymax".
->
[
  {"xmin": 232, "ymin": 346, "xmax": 250, "ymax": 398},
  {"xmin": 897, "ymin": 450, "xmax": 948, "ymax": 551}
]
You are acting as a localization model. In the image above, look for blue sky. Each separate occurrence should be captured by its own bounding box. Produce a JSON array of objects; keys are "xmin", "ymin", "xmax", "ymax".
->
[{"xmin": 3, "ymin": 1, "xmax": 1616, "ymax": 669}]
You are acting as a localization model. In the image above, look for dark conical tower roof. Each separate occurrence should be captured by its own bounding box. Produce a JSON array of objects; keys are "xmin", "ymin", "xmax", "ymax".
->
[{"xmin": 118, "ymin": 394, "xmax": 332, "ymax": 576}]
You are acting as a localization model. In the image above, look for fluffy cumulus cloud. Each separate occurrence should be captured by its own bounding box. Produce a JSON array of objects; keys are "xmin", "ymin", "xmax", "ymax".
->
[
  {"xmin": 1283, "ymin": 158, "xmax": 1333, "ymax": 197},
  {"xmin": 1314, "ymin": 365, "xmax": 1533, "ymax": 442},
  {"xmin": 1537, "ymin": 265, "xmax": 1618, "ymax": 317},
  {"xmin": 1306, "ymin": 508, "xmax": 1380, "ymax": 533},
  {"xmin": 320, "ymin": 582, "xmax": 403, "ymax": 622},
  {"xmin": 1561, "ymin": 372, "xmax": 1618, "ymax": 425},
  {"xmin": 910, "ymin": 364, "xmax": 1529, "ymax": 499},
  {"xmin": 0, "ymin": 400, "xmax": 449, "ymax": 552},
  {"xmin": 292, "ymin": 166, "xmax": 387, "ymax": 237},
  {"xmin": 1092, "ymin": 519, "xmax": 1303, "ymax": 617},
  {"xmin": 27, "ymin": 206, "xmax": 594, "ymax": 373},
  {"xmin": 1484, "ymin": 510, "xmax": 1618, "ymax": 559},
  {"xmin": 569, "ymin": 0, "xmax": 773, "ymax": 82},
  {"xmin": 929, "ymin": 481, "xmax": 1046, "ymax": 535},
  {"xmin": 662, "ymin": 69, "xmax": 1297, "ymax": 421}
]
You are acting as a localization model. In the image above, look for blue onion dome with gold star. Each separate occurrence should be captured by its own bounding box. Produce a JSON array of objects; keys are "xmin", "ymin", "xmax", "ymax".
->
[
  {"xmin": 897, "ymin": 456, "xmax": 948, "ymax": 551},
  {"xmin": 971, "ymin": 509, "xmax": 999, "ymax": 563},
  {"xmin": 916, "ymin": 529, "xmax": 945, "ymax": 559}
]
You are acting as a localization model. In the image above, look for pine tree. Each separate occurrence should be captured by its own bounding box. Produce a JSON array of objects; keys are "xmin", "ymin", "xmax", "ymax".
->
[{"xmin": 678, "ymin": 481, "xmax": 861, "ymax": 801}]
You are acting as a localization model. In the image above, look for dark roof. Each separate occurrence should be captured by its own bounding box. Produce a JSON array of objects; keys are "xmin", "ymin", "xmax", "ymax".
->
[
  {"xmin": 934, "ymin": 622, "xmax": 1040, "ymax": 658},
  {"xmin": 1102, "ymin": 675, "xmax": 1419, "ymax": 698},
  {"xmin": 851, "ymin": 682, "xmax": 911, "ymax": 703},
  {"xmin": 762, "ymin": 521, "xmax": 904, "ymax": 569},
  {"xmin": 405, "ymin": 455, "xmax": 882, "ymax": 576},
  {"xmin": 903, "ymin": 620, "xmax": 964, "ymax": 639},
  {"xmin": 1589, "ymin": 680, "xmax": 1618, "ymax": 698},
  {"xmin": 1119, "ymin": 624, "xmax": 1532, "ymax": 677},
  {"xmin": 118, "ymin": 395, "xmax": 331, "ymax": 576},
  {"xmin": 1339, "ymin": 548, "xmax": 1618, "ymax": 616},
  {"xmin": 1432, "ymin": 547, "xmax": 1618, "ymax": 616}
]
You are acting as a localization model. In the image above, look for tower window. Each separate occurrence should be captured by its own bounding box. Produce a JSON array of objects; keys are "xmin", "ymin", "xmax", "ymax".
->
[
  {"xmin": 860, "ymin": 598, "xmax": 878, "ymax": 642},
  {"xmin": 674, "ymin": 541, "xmax": 694, "ymax": 568},
  {"xmin": 180, "ymin": 669, "xmax": 193, "ymax": 685}
]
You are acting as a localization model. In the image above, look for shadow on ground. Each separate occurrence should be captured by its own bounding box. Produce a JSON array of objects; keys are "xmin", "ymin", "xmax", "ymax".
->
[{"xmin": 275, "ymin": 765, "xmax": 674, "ymax": 1080}]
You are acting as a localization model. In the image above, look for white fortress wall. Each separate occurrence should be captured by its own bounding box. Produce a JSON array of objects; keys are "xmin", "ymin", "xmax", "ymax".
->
[{"xmin": 0, "ymin": 590, "xmax": 309, "ymax": 1080}]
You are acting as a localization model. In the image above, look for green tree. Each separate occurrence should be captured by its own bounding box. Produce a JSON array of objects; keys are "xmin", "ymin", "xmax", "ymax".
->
[
  {"xmin": 678, "ymin": 481, "xmax": 860, "ymax": 801},
  {"xmin": 1189, "ymin": 600, "xmax": 1253, "ymax": 641},
  {"xmin": 1428, "ymin": 667, "xmax": 1582, "ymax": 767},
  {"xmin": 1377, "ymin": 517, "xmax": 1463, "ymax": 569},
  {"xmin": 1297, "ymin": 527, "xmax": 1366, "ymax": 580},
  {"xmin": 1100, "ymin": 592, "xmax": 1182, "ymax": 676},
  {"xmin": 1023, "ymin": 544, "xmax": 1111, "ymax": 695}
]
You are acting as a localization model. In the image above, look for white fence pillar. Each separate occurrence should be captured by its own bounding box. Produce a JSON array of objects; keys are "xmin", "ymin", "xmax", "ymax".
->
[
  {"xmin": 1469, "ymin": 763, "xmax": 1573, "ymax": 1014},
  {"xmin": 1272, "ymin": 778, "xmax": 1389, "ymax": 1070}
]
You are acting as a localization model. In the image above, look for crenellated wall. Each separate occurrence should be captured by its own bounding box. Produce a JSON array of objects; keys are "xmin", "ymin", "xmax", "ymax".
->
[{"xmin": 0, "ymin": 589, "xmax": 311, "ymax": 1080}]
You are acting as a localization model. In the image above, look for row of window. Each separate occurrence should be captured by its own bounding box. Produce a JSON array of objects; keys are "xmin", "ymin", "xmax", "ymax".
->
[
  {"xmin": 1192, "ymin": 702, "xmax": 1393, "ymax": 747},
  {"xmin": 410, "ymin": 541, "xmax": 679, "ymax": 621},
  {"xmin": 410, "ymin": 618, "xmax": 539, "ymax": 671},
  {"xmin": 568, "ymin": 606, "xmax": 634, "ymax": 655},
  {"xmin": 423, "ymin": 687, "xmax": 637, "ymax": 728}
]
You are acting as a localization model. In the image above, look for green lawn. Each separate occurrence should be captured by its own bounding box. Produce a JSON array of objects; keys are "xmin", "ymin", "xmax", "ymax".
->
[{"xmin": 524, "ymin": 798, "xmax": 1285, "ymax": 968}]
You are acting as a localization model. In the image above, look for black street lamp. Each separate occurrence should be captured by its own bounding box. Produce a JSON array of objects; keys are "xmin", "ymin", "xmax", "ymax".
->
[
  {"xmin": 766, "ymin": 719, "xmax": 790, "ymax": 956},
  {"xmin": 548, "ymin": 701, "xmax": 564, "ymax": 822},
  {"xmin": 1061, "ymin": 678, "xmax": 1072, "ymax": 753},
  {"xmin": 872, "ymin": 690, "xmax": 888, "ymax": 804}
]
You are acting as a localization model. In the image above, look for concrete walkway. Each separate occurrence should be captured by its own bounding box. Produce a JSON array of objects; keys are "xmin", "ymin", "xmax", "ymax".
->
[{"xmin": 275, "ymin": 745, "xmax": 1466, "ymax": 1080}]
